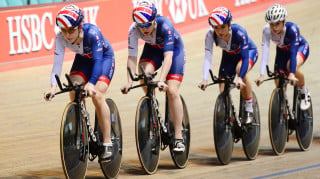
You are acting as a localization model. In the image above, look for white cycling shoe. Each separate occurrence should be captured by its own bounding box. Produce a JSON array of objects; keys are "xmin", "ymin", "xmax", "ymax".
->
[{"xmin": 300, "ymin": 92, "xmax": 311, "ymax": 111}]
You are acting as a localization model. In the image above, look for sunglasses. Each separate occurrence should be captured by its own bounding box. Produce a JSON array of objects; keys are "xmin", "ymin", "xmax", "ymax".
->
[
  {"xmin": 137, "ymin": 22, "xmax": 152, "ymax": 28},
  {"xmin": 61, "ymin": 27, "xmax": 78, "ymax": 34}
]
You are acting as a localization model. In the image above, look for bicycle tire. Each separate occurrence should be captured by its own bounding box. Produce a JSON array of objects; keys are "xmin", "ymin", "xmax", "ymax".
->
[
  {"xmin": 60, "ymin": 102, "xmax": 88, "ymax": 179},
  {"xmin": 213, "ymin": 94, "xmax": 234, "ymax": 165},
  {"xmin": 240, "ymin": 92, "xmax": 261, "ymax": 160},
  {"xmin": 168, "ymin": 95, "xmax": 190, "ymax": 169},
  {"xmin": 96, "ymin": 98, "xmax": 122, "ymax": 179},
  {"xmin": 268, "ymin": 88, "xmax": 287, "ymax": 155},
  {"xmin": 295, "ymin": 93, "xmax": 313, "ymax": 151},
  {"xmin": 135, "ymin": 96, "xmax": 160, "ymax": 174}
]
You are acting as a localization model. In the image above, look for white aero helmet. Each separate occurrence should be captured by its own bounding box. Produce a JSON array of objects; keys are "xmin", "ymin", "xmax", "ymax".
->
[{"xmin": 265, "ymin": 4, "xmax": 287, "ymax": 23}]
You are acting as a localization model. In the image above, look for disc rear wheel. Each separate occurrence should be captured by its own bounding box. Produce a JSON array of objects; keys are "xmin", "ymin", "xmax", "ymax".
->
[
  {"xmin": 241, "ymin": 92, "xmax": 261, "ymax": 160},
  {"xmin": 295, "ymin": 94, "xmax": 313, "ymax": 151},
  {"xmin": 168, "ymin": 95, "xmax": 190, "ymax": 169},
  {"xmin": 96, "ymin": 99, "xmax": 122, "ymax": 179}
]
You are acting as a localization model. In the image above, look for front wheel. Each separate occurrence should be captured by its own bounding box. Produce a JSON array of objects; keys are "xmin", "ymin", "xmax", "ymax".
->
[
  {"xmin": 167, "ymin": 95, "xmax": 190, "ymax": 169},
  {"xmin": 95, "ymin": 98, "xmax": 122, "ymax": 179},
  {"xmin": 269, "ymin": 88, "xmax": 287, "ymax": 155},
  {"xmin": 135, "ymin": 96, "xmax": 160, "ymax": 174},
  {"xmin": 295, "ymin": 93, "xmax": 313, "ymax": 151},
  {"xmin": 240, "ymin": 92, "xmax": 261, "ymax": 160},
  {"xmin": 213, "ymin": 94, "xmax": 234, "ymax": 165},
  {"xmin": 60, "ymin": 102, "xmax": 88, "ymax": 179}
]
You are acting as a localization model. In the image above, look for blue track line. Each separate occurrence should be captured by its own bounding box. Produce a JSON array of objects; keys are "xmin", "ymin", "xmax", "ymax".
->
[{"xmin": 253, "ymin": 163, "xmax": 320, "ymax": 179}]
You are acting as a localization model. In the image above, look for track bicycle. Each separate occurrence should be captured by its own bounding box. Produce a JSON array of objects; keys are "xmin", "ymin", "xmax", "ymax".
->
[
  {"xmin": 260, "ymin": 65, "xmax": 313, "ymax": 155},
  {"xmin": 47, "ymin": 74, "xmax": 122, "ymax": 179},
  {"xmin": 122, "ymin": 66, "xmax": 190, "ymax": 174},
  {"xmin": 206, "ymin": 70, "xmax": 260, "ymax": 165}
]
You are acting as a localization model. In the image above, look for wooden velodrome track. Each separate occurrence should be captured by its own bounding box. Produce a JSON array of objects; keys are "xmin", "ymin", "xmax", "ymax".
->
[{"xmin": 1, "ymin": 0, "xmax": 319, "ymax": 178}]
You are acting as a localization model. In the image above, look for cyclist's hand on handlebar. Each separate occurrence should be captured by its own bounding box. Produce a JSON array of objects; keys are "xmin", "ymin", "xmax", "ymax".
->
[
  {"xmin": 121, "ymin": 82, "xmax": 132, "ymax": 94},
  {"xmin": 198, "ymin": 80, "xmax": 208, "ymax": 91},
  {"xmin": 157, "ymin": 81, "xmax": 168, "ymax": 92},
  {"xmin": 288, "ymin": 73, "xmax": 298, "ymax": 86},
  {"xmin": 235, "ymin": 77, "xmax": 246, "ymax": 89},
  {"xmin": 85, "ymin": 82, "xmax": 96, "ymax": 97},
  {"xmin": 44, "ymin": 86, "xmax": 56, "ymax": 101},
  {"xmin": 255, "ymin": 75, "xmax": 264, "ymax": 87}
]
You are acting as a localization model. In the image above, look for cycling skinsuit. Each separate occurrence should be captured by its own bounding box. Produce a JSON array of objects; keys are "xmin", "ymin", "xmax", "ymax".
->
[
  {"xmin": 260, "ymin": 21, "xmax": 309, "ymax": 75},
  {"xmin": 202, "ymin": 24, "xmax": 258, "ymax": 80},
  {"xmin": 128, "ymin": 16, "xmax": 185, "ymax": 82},
  {"xmin": 51, "ymin": 23, "xmax": 115, "ymax": 86}
]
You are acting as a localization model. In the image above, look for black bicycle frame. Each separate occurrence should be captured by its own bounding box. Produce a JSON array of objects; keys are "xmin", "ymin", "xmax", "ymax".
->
[
  {"xmin": 208, "ymin": 71, "xmax": 242, "ymax": 131},
  {"xmin": 125, "ymin": 66, "xmax": 168, "ymax": 149},
  {"xmin": 54, "ymin": 74, "xmax": 99, "ymax": 161},
  {"xmin": 267, "ymin": 67, "xmax": 296, "ymax": 124}
]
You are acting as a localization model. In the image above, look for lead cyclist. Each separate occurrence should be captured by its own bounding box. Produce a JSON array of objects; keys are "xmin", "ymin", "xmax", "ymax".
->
[{"xmin": 43, "ymin": 4, "xmax": 115, "ymax": 161}]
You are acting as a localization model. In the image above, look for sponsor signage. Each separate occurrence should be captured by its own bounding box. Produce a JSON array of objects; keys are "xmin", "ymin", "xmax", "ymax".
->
[{"xmin": 0, "ymin": 0, "xmax": 299, "ymax": 71}]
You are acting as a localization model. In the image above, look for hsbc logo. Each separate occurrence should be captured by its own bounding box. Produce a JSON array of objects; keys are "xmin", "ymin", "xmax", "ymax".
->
[{"xmin": 7, "ymin": 6, "xmax": 99, "ymax": 56}]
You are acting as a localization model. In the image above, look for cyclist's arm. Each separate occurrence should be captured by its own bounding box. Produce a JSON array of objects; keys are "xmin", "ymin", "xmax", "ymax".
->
[
  {"xmin": 160, "ymin": 51, "xmax": 173, "ymax": 82},
  {"xmin": 203, "ymin": 29, "xmax": 214, "ymax": 81},
  {"xmin": 238, "ymin": 30, "xmax": 250, "ymax": 79},
  {"xmin": 159, "ymin": 21, "xmax": 175, "ymax": 82},
  {"xmin": 89, "ymin": 29, "xmax": 105, "ymax": 85},
  {"xmin": 288, "ymin": 25, "xmax": 300, "ymax": 74},
  {"xmin": 260, "ymin": 25, "xmax": 271, "ymax": 76},
  {"xmin": 127, "ymin": 23, "xmax": 139, "ymax": 83},
  {"xmin": 51, "ymin": 34, "xmax": 65, "ymax": 87},
  {"xmin": 127, "ymin": 56, "xmax": 138, "ymax": 83}
]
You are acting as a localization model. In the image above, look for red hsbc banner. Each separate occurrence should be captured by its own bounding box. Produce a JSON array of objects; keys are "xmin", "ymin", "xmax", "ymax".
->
[{"xmin": 0, "ymin": 0, "xmax": 299, "ymax": 71}]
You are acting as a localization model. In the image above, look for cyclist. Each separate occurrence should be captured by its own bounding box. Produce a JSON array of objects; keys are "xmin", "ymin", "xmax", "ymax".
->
[
  {"xmin": 121, "ymin": 3, "xmax": 186, "ymax": 152},
  {"xmin": 255, "ymin": 4, "xmax": 310, "ymax": 110},
  {"xmin": 198, "ymin": 7, "xmax": 258, "ymax": 124},
  {"xmin": 44, "ymin": 4, "xmax": 115, "ymax": 161}
]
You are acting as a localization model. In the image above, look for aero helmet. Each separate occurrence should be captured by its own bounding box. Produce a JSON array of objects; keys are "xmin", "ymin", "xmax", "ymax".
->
[
  {"xmin": 265, "ymin": 4, "xmax": 287, "ymax": 23},
  {"xmin": 56, "ymin": 4, "xmax": 84, "ymax": 28},
  {"xmin": 208, "ymin": 7, "xmax": 232, "ymax": 26},
  {"xmin": 132, "ymin": 4, "xmax": 157, "ymax": 24}
]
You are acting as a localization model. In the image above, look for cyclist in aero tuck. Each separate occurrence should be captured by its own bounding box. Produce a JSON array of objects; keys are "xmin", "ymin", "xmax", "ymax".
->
[
  {"xmin": 44, "ymin": 4, "xmax": 115, "ymax": 161},
  {"xmin": 198, "ymin": 7, "xmax": 258, "ymax": 124},
  {"xmin": 255, "ymin": 4, "xmax": 311, "ymax": 111},
  {"xmin": 121, "ymin": 2, "xmax": 186, "ymax": 153}
]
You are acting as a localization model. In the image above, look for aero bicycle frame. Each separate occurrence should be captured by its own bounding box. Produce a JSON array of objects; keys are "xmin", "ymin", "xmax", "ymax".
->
[
  {"xmin": 126, "ymin": 66, "xmax": 169, "ymax": 149},
  {"xmin": 207, "ymin": 70, "xmax": 242, "ymax": 133},
  {"xmin": 53, "ymin": 74, "xmax": 100, "ymax": 160},
  {"xmin": 263, "ymin": 66, "xmax": 297, "ymax": 129}
]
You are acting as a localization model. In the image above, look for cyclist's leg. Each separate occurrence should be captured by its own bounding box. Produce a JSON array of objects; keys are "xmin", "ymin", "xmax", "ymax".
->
[
  {"xmin": 94, "ymin": 56, "xmax": 115, "ymax": 159},
  {"xmin": 69, "ymin": 54, "xmax": 88, "ymax": 101},
  {"xmin": 166, "ymin": 80, "xmax": 183, "ymax": 139},
  {"xmin": 286, "ymin": 44, "xmax": 310, "ymax": 109},
  {"xmin": 139, "ymin": 44, "xmax": 162, "ymax": 93},
  {"xmin": 92, "ymin": 81, "xmax": 111, "ymax": 143},
  {"xmin": 237, "ymin": 49, "xmax": 258, "ymax": 123},
  {"xmin": 274, "ymin": 47, "xmax": 290, "ymax": 87},
  {"xmin": 167, "ymin": 47, "xmax": 185, "ymax": 152}
]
